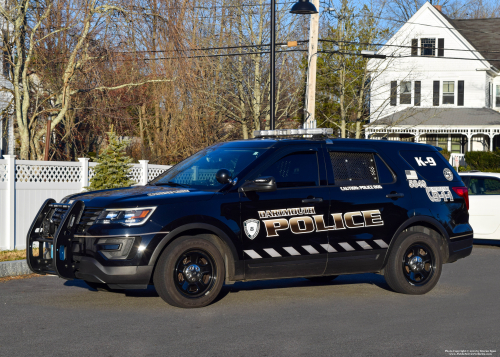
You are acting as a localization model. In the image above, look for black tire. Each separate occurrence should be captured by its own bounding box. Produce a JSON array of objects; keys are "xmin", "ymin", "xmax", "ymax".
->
[
  {"xmin": 84, "ymin": 281, "xmax": 114, "ymax": 292},
  {"xmin": 153, "ymin": 235, "xmax": 225, "ymax": 308},
  {"xmin": 306, "ymin": 275, "xmax": 339, "ymax": 283},
  {"xmin": 384, "ymin": 232, "xmax": 442, "ymax": 295}
]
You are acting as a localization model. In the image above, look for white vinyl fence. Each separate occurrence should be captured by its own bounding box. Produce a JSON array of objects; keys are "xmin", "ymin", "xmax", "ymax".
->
[{"xmin": 0, "ymin": 156, "xmax": 171, "ymax": 251}]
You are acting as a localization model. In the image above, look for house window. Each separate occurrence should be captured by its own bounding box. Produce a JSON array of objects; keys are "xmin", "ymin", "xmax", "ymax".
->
[
  {"xmin": 451, "ymin": 135, "xmax": 462, "ymax": 154},
  {"xmin": 443, "ymin": 81, "xmax": 454, "ymax": 104},
  {"xmin": 496, "ymin": 85, "xmax": 500, "ymax": 107},
  {"xmin": 400, "ymin": 81, "xmax": 411, "ymax": 104},
  {"xmin": 421, "ymin": 38, "xmax": 435, "ymax": 56}
]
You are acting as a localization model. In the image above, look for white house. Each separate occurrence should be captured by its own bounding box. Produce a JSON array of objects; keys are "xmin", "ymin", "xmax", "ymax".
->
[{"xmin": 366, "ymin": 2, "xmax": 500, "ymax": 155}]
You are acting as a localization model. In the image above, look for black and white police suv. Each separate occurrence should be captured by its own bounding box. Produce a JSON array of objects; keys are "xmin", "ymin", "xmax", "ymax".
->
[{"xmin": 27, "ymin": 129, "xmax": 473, "ymax": 308}]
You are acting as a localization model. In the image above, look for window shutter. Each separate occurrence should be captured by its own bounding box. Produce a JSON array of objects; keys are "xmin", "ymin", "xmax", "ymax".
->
[
  {"xmin": 438, "ymin": 38, "xmax": 444, "ymax": 57},
  {"xmin": 433, "ymin": 81, "xmax": 440, "ymax": 106},
  {"xmin": 390, "ymin": 81, "xmax": 397, "ymax": 106},
  {"xmin": 415, "ymin": 81, "xmax": 421, "ymax": 106},
  {"xmin": 411, "ymin": 39, "xmax": 418, "ymax": 56},
  {"xmin": 458, "ymin": 81, "xmax": 464, "ymax": 106}
]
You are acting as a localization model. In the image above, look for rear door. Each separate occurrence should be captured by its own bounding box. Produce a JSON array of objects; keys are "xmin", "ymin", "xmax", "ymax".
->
[
  {"xmin": 323, "ymin": 148, "xmax": 414, "ymax": 275},
  {"xmin": 464, "ymin": 175, "xmax": 500, "ymax": 239},
  {"xmin": 240, "ymin": 144, "xmax": 330, "ymax": 280}
]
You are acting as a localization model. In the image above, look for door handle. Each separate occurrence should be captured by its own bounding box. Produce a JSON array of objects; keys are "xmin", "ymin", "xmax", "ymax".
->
[
  {"xmin": 386, "ymin": 193, "xmax": 404, "ymax": 199},
  {"xmin": 302, "ymin": 197, "xmax": 323, "ymax": 203}
]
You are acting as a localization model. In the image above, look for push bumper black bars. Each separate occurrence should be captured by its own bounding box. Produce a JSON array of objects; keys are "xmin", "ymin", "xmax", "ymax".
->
[{"xmin": 26, "ymin": 199, "xmax": 85, "ymax": 280}]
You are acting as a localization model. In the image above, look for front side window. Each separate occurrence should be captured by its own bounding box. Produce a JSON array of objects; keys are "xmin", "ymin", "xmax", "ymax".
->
[
  {"xmin": 467, "ymin": 177, "xmax": 500, "ymax": 195},
  {"xmin": 400, "ymin": 81, "xmax": 411, "ymax": 104},
  {"xmin": 443, "ymin": 81, "xmax": 455, "ymax": 104},
  {"xmin": 257, "ymin": 152, "xmax": 319, "ymax": 188},
  {"xmin": 496, "ymin": 85, "xmax": 500, "ymax": 107},
  {"xmin": 421, "ymin": 38, "xmax": 435, "ymax": 56},
  {"xmin": 151, "ymin": 145, "xmax": 265, "ymax": 190}
]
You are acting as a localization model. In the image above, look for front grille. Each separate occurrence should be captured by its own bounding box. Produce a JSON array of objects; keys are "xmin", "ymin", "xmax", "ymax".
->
[{"xmin": 51, "ymin": 205, "xmax": 101, "ymax": 234}]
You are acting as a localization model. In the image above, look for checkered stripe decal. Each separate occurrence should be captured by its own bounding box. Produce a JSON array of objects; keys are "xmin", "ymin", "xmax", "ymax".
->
[{"xmin": 244, "ymin": 239, "xmax": 389, "ymax": 259}]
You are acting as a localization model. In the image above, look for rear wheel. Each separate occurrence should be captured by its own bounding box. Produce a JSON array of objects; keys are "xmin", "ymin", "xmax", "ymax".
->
[
  {"xmin": 306, "ymin": 275, "xmax": 339, "ymax": 283},
  {"xmin": 384, "ymin": 232, "xmax": 442, "ymax": 295},
  {"xmin": 153, "ymin": 236, "xmax": 225, "ymax": 308}
]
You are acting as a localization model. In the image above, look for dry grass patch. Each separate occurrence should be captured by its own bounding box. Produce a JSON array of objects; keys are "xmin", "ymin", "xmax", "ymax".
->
[
  {"xmin": 0, "ymin": 249, "xmax": 39, "ymax": 262},
  {"xmin": 0, "ymin": 273, "xmax": 42, "ymax": 283}
]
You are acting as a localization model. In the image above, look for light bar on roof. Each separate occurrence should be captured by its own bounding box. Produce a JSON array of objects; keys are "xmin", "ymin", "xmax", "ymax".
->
[{"xmin": 254, "ymin": 128, "xmax": 333, "ymax": 138}]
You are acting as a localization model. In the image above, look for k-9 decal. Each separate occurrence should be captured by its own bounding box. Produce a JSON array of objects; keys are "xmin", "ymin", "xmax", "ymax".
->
[
  {"xmin": 415, "ymin": 157, "xmax": 437, "ymax": 166},
  {"xmin": 245, "ymin": 207, "xmax": 384, "ymax": 239}
]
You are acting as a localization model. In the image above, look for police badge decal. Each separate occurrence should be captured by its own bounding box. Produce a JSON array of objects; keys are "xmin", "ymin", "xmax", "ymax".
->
[{"xmin": 243, "ymin": 219, "xmax": 260, "ymax": 240}]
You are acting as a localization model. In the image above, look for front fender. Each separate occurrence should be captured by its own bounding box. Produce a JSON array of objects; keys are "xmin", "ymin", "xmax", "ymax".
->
[{"xmin": 148, "ymin": 222, "xmax": 243, "ymax": 281}]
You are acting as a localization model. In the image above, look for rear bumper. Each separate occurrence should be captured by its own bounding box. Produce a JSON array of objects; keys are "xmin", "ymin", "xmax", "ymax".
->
[
  {"xmin": 447, "ymin": 236, "xmax": 473, "ymax": 263},
  {"xmin": 74, "ymin": 256, "xmax": 153, "ymax": 289}
]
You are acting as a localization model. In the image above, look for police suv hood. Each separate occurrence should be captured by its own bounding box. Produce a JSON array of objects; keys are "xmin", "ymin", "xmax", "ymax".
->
[{"xmin": 63, "ymin": 185, "xmax": 215, "ymax": 208}]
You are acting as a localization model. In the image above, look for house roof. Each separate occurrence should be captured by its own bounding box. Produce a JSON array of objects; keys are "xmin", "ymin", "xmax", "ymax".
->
[
  {"xmin": 440, "ymin": 15, "xmax": 500, "ymax": 69},
  {"xmin": 370, "ymin": 108, "xmax": 500, "ymax": 127}
]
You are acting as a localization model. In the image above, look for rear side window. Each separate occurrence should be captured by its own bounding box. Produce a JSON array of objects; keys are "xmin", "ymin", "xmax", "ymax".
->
[
  {"xmin": 400, "ymin": 150, "xmax": 456, "ymax": 182},
  {"xmin": 329, "ymin": 152, "xmax": 378, "ymax": 186},
  {"xmin": 467, "ymin": 177, "xmax": 500, "ymax": 195}
]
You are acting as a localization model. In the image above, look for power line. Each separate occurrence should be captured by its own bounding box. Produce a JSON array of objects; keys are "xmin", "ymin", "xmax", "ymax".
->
[{"xmin": 319, "ymin": 39, "xmax": 500, "ymax": 55}]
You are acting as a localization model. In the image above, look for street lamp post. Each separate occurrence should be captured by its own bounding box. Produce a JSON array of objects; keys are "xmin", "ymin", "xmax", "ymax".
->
[
  {"xmin": 269, "ymin": 0, "xmax": 317, "ymax": 130},
  {"xmin": 270, "ymin": 0, "xmax": 276, "ymax": 131},
  {"xmin": 290, "ymin": 0, "xmax": 318, "ymax": 129}
]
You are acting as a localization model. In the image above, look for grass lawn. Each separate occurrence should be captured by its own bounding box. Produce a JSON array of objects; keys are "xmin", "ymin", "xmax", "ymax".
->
[{"xmin": 0, "ymin": 249, "xmax": 38, "ymax": 262}]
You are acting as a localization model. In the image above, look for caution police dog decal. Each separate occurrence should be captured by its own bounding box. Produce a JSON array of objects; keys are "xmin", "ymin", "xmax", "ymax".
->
[{"xmin": 244, "ymin": 207, "xmax": 384, "ymax": 239}]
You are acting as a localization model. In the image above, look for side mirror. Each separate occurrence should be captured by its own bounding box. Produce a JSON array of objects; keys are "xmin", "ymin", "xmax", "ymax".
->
[
  {"xmin": 216, "ymin": 169, "xmax": 234, "ymax": 185},
  {"xmin": 238, "ymin": 176, "xmax": 277, "ymax": 193}
]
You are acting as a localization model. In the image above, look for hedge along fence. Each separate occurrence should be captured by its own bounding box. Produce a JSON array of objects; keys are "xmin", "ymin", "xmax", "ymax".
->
[{"xmin": 464, "ymin": 150, "xmax": 500, "ymax": 172}]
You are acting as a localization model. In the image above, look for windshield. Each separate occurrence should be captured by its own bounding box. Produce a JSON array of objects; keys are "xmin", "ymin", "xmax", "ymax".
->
[{"xmin": 151, "ymin": 145, "xmax": 265, "ymax": 190}]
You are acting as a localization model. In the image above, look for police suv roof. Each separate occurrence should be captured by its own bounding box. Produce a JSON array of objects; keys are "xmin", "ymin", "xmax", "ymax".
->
[{"xmin": 221, "ymin": 137, "xmax": 439, "ymax": 152}]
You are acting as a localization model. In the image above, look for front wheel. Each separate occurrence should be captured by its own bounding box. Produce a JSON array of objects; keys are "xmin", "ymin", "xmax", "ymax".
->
[
  {"xmin": 153, "ymin": 236, "xmax": 225, "ymax": 308},
  {"xmin": 384, "ymin": 232, "xmax": 442, "ymax": 295}
]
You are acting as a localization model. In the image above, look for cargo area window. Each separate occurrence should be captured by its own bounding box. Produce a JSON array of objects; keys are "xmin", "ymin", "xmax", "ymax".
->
[{"xmin": 329, "ymin": 152, "xmax": 379, "ymax": 186}]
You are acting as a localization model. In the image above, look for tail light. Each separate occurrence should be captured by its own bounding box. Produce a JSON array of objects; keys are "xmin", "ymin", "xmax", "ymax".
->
[{"xmin": 452, "ymin": 187, "xmax": 469, "ymax": 210}]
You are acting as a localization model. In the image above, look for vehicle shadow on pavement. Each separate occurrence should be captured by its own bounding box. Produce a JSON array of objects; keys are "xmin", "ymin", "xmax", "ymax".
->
[
  {"xmin": 63, "ymin": 273, "xmax": 392, "ymax": 303},
  {"xmin": 213, "ymin": 273, "xmax": 392, "ymax": 303}
]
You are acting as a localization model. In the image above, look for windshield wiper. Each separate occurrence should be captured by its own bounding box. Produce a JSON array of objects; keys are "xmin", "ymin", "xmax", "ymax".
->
[{"xmin": 154, "ymin": 181, "xmax": 190, "ymax": 188}]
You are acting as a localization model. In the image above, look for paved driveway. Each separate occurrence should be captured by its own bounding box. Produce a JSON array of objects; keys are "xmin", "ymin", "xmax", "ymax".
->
[{"xmin": 0, "ymin": 245, "xmax": 499, "ymax": 357}]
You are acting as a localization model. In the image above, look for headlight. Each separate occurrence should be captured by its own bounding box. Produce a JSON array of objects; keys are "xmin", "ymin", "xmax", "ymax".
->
[{"xmin": 96, "ymin": 207, "xmax": 156, "ymax": 226}]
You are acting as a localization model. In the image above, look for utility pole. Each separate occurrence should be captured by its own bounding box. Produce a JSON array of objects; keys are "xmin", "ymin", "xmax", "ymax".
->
[{"xmin": 304, "ymin": 0, "xmax": 320, "ymax": 129}]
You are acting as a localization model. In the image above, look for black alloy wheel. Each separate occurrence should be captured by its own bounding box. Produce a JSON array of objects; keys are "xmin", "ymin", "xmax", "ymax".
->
[
  {"xmin": 384, "ymin": 231, "xmax": 442, "ymax": 295},
  {"xmin": 154, "ymin": 235, "xmax": 225, "ymax": 308},
  {"xmin": 174, "ymin": 250, "xmax": 216, "ymax": 298},
  {"xmin": 402, "ymin": 243, "xmax": 435, "ymax": 286}
]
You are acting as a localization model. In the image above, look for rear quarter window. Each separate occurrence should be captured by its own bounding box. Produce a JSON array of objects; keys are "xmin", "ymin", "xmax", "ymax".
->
[{"xmin": 400, "ymin": 150, "xmax": 458, "ymax": 182}]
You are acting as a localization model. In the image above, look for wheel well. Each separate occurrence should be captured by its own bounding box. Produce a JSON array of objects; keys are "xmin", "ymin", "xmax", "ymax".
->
[
  {"xmin": 400, "ymin": 223, "xmax": 449, "ymax": 262},
  {"xmin": 150, "ymin": 228, "xmax": 237, "ymax": 284}
]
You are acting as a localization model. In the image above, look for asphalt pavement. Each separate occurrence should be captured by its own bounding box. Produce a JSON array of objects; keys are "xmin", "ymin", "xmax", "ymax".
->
[{"xmin": 0, "ymin": 244, "xmax": 499, "ymax": 357}]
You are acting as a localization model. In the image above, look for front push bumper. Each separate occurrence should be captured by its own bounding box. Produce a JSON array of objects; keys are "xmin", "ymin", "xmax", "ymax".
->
[{"xmin": 27, "ymin": 199, "xmax": 152, "ymax": 289}]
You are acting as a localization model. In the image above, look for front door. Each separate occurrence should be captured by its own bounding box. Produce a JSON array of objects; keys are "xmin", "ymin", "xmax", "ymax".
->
[{"xmin": 240, "ymin": 144, "xmax": 330, "ymax": 280}]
